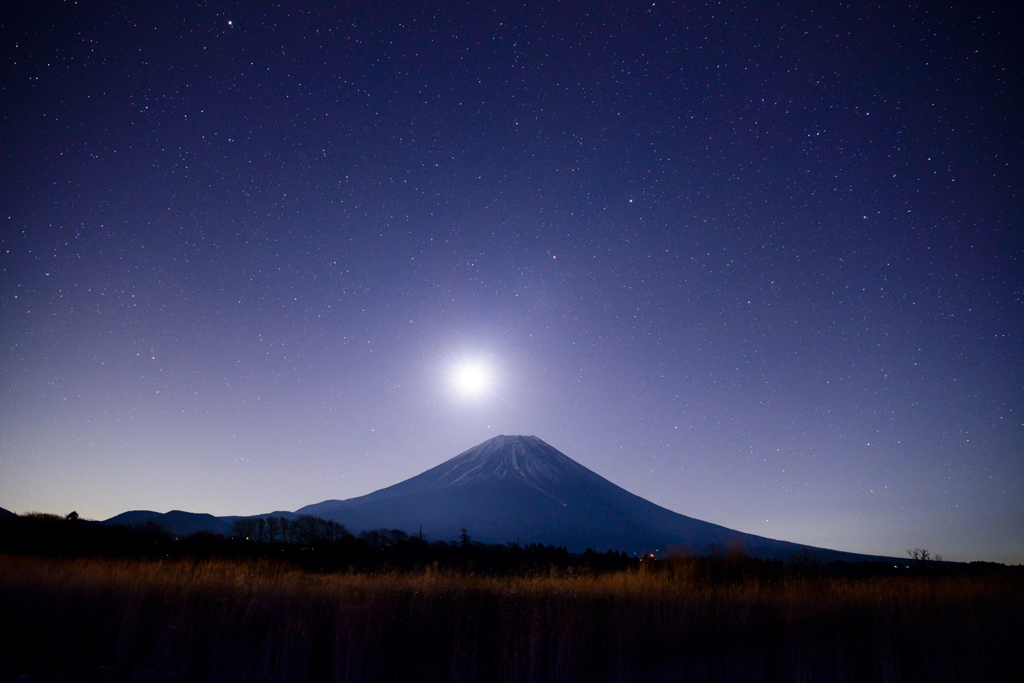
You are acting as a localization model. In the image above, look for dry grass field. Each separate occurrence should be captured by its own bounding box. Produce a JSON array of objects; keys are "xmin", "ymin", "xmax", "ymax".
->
[{"xmin": 1, "ymin": 553, "xmax": 1021, "ymax": 682}]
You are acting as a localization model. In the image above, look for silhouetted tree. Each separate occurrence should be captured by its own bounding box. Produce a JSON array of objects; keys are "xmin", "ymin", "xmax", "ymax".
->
[
  {"xmin": 908, "ymin": 548, "xmax": 942, "ymax": 564},
  {"xmin": 356, "ymin": 528, "xmax": 406, "ymax": 549},
  {"xmin": 231, "ymin": 518, "xmax": 258, "ymax": 541},
  {"xmin": 788, "ymin": 549, "xmax": 822, "ymax": 577},
  {"xmin": 314, "ymin": 517, "xmax": 330, "ymax": 543},
  {"xmin": 908, "ymin": 548, "xmax": 931, "ymax": 562},
  {"xmin": 359, "ymin": 529, "xmax": 385, "ymax": 548},
  {"xmin": 265, "ymin": 516, "xmax": 280, "ymax": 543},
  {"xmin": 318, "ymin": 518, "xmax": 350, "ymax": 544},
  {"xmin": 292, "ymin": 515, "xmax": 327, "ymax": 546}
]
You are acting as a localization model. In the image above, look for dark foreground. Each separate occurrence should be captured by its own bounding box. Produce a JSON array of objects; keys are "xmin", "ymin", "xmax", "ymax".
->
[{"xmin": 1, "ymin": 552, "xmax": 1022, "ymax": 683}]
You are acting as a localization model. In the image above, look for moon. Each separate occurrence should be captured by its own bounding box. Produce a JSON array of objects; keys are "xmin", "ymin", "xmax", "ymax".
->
[{"xmin": 452, "ymin": 360, "xmax": 491, "ymax": 397}]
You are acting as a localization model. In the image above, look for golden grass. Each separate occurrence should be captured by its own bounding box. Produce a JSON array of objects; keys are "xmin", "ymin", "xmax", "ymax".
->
[{"xmin": 1, "ymin": 554, "xmax": 1021, "ymax": 682}]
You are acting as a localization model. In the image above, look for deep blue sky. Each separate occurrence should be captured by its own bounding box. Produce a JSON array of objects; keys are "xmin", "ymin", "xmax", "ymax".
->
[{"xmin": 2, "ymin": 1, "xmax": 1021, "ymax": 562}]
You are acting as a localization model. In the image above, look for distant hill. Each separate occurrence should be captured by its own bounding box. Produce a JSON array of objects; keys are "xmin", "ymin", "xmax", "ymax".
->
[
  {"xmin": 104, "ymin": 510, "xmax": 234, "ymax": 537},
  {"xmin": 103, "ymin": 435, "xmax": 899, "ymax": 563},
  {"xmin": 0, "ymin": 506, "xmax": 15, "ymax": 518}
]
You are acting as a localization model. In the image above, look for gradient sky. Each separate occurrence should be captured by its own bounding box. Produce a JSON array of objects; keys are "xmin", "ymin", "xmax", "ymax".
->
[{"xmin": 2, "ymin": 1, "xmax": 1021, "ymax": 563}]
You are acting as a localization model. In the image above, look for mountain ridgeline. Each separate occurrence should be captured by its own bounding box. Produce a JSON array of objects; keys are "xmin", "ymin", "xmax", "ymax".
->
[{"xmin": 106, "ymin": 435, "xmax": 894, "ymax": 562}]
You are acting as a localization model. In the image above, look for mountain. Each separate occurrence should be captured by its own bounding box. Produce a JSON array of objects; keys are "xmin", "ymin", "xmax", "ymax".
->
[
  {"xmin": 101, "ymin": 435, "xmax": 895, "ymax": 562},
  {"xmin": 297, "ymin": 435, "xmax": 887, "ymax": 562},
  {"xmin": 104, "ymin": 509, "xmax": 235, "ymax": 537},
  {"xmin": 0, "ymin": 506, "xmax": 15, "ymax": 518}
]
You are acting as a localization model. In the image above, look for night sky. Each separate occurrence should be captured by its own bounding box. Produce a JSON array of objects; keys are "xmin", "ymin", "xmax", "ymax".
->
[{"xmin": 2, "ymin": 1, "xmax": 1021, "ymax": 563}]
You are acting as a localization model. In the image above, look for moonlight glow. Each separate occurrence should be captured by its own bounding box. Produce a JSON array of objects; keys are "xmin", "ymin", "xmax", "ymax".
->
[
  {"xmin": 453, "ymin": 361, "xmax": 491, "ymax": 397},
  {"xmin": 2, "ymin": 2, "xmax": 1018, "ymax": 566}
]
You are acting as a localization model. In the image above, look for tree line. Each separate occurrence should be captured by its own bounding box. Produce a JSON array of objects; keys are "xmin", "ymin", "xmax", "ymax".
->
[
  {"xmin": 0, "ymin": 511, "xmax": 638, "ymax": 575},
  {"xmin": 229, "ymin": 515, "xmax": 350, "ymax": 546},
  {"xmin": 1, "ymin": 511, "xmax": 995, "ymax": 579}
]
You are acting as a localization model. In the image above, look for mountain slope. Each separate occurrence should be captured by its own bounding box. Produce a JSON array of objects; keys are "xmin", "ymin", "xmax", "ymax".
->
[{"xmin": 297, "ymin": 435, "xmax": 884, "ymax": 562}]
